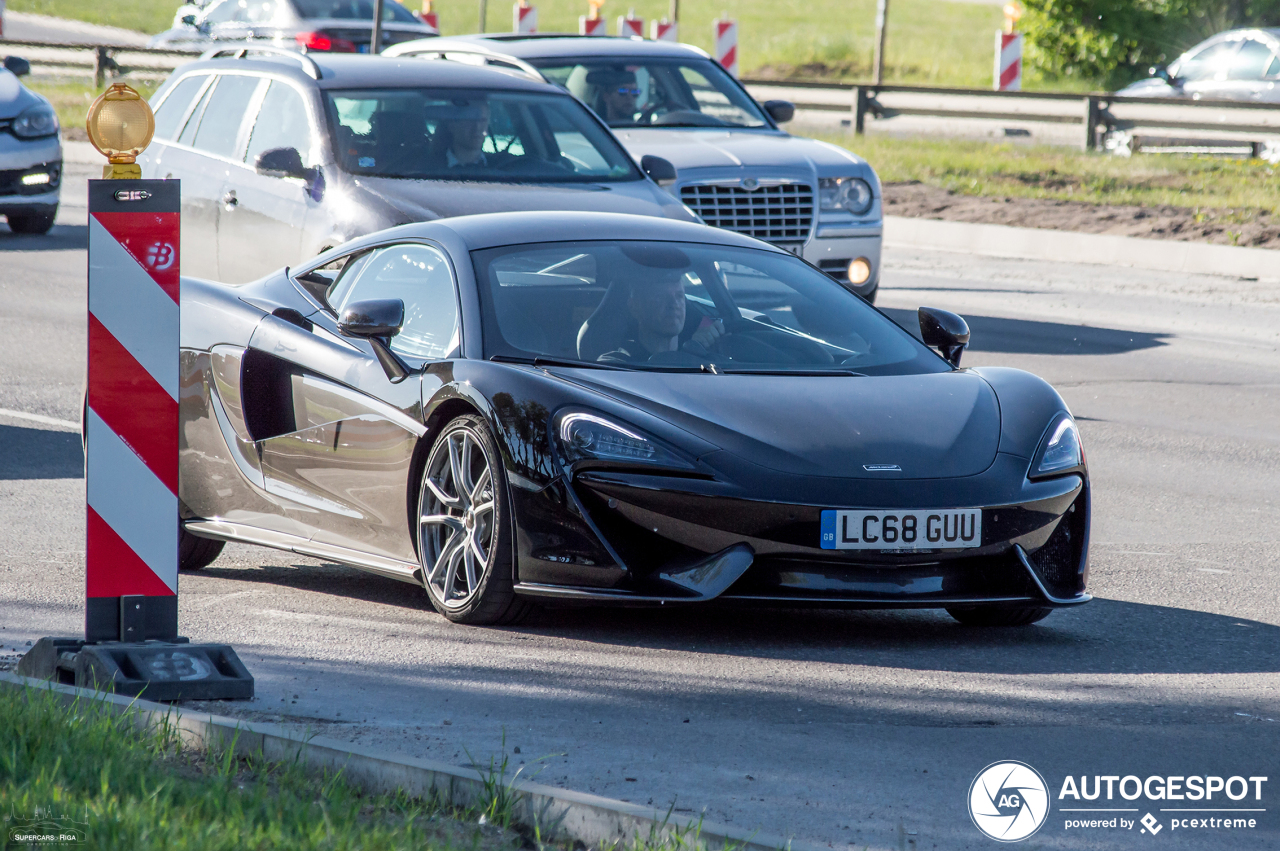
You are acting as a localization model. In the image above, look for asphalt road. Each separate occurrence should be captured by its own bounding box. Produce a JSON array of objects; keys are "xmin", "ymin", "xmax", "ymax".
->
[
  {"xmin": 2, "ymin": 11, "xmax": 151, "ymax": 46},
  {"xmin": 1, "ymin": 176, "xmax": 1277, "ymax": 850}
]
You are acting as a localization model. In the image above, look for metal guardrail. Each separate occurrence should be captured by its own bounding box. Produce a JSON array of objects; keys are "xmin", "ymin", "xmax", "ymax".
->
[
  {"xmin": 0, "ymin": 38, "xmax": 194, "ymax": 85},
  {"xmin": 743, "ymin": 78, "xmax": 1280, "ymax": 155}
]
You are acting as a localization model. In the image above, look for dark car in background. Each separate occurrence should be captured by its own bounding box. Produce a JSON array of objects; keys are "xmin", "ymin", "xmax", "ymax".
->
[
  {"xmin": 1117, "ymin": 28, "xmax": 1280, "ymax": 102},
  {"xmin": 0, "ymin": 55, "xmax": 61, "ymax": 235},
  {"xmin": 140, "ymin": 48, "xmax": 690, "ymax": 283},
  {"xmin": 149, "ymin": 0, "xmax": 436, "ymax": 53}
]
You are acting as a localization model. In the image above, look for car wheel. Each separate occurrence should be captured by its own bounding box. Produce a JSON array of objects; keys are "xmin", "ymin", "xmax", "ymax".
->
[
  {"xmin": 946, "ymin": 606, "xmax": 1053, "ymax": 626},
  {"xmin": 179, "ymin": 525, "xmax": 225, "ymax": 571},
  {"xmin": 417, "ymin": 414, "xmax": 529, "ymax": 625},
  {"xmin": 8, "ymin": 211, "xmax": 57, "ymax": 235}
]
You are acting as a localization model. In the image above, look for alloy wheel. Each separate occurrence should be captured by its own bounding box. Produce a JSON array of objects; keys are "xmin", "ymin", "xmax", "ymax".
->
[{"xmin": 419, "ymin": 424, "xmax": 497, "ymax": 611}]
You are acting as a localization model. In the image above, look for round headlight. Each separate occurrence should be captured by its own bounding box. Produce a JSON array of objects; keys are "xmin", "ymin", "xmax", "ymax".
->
[
  {"xmin": 819, "ymin": 177, "xmax": 874, "ymax": 215},
  {"xmin": 12, "ymin": 103, "xmax": 59, "ymax": 139},
  {"xmin": 847, "ymin": 257, "xmax": 872, "ymax": 285}
]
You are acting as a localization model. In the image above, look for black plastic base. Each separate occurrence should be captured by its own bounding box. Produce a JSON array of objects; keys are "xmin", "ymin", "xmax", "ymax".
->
[{"xmin": 17, "ymin": 637, "xmax": 254, "ymax": 702}]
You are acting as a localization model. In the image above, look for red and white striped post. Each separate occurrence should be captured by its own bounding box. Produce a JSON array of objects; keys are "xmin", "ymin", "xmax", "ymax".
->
[
  {"xmin": 995, "ymin": 1, "xmax": 1023, "ymax": 91},
  {"xmin": 579, "ymin": 0, "xmax": 605, "ymax": 36},
  {"xmin": 714, "ymin": 17, "xmax": 738, "ymax": 77},
  {"xmin": 417, "ymin": 0, "xmax": 439, "ymax": 32},
  {"xmin": 994, "ymin": 31, "xmax": 1023, "ymax": 91},
  {"xmin": 513, "ymin": 0, "xmax": 536, "ymax": 33},
  {"xmin": 650, "ymin": 18, "xmax": 676, "ymax": 41},
  {"xmin": 617, "ymin": 9, "xmax": 643, "ymax": 38},
  {"xmin": 85, "ymin": 179, "xmax": 181, "ymax": 642}
]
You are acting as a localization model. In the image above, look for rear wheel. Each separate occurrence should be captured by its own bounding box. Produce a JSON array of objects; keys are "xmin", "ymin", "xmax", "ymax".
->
[
  {"xmin": 7, "ymin": 211, "xmax": 56, "ymax": 235},
  {"xmin": 179, "ymin": 526, "xmax": 225, "ymax": 571},
  {"xmin": 417, "ymin": 415, "xmax": 529, "ymax": 625},
  {"xmin": 946, "ymin": 606, "xmax": 1053, "ymax": 627}
]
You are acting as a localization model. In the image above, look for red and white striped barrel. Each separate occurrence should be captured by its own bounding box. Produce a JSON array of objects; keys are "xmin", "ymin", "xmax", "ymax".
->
[
  {"xmin": 995, "ymin": 31, "xmax": 1023, "ymax": 91},
  {"xmin": 650, "ymin": 19, "xmax": 676, "ymax": 42},
  {"xmin": 85, "ymin": 180, "xmax": 180, "ymax": 643},
  {"xmin": 579, "ymin": 16, "xmax": 605, "ymax": 35},
  {"xmin": 617, "ymin": 13, "xmax": 643, "ymax": 38},
  {"xmin": 714, "ymin": 18, "xmax": 738, "ymax": 77},
  {"xmin": 513, "ymin": 1, "xmax": 537, "ymax": 33}
]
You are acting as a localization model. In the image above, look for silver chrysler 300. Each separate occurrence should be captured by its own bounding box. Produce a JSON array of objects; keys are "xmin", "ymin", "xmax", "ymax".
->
[{"xmin": 385, "ymin": 35, "xmax": 884, "ymax": 301}]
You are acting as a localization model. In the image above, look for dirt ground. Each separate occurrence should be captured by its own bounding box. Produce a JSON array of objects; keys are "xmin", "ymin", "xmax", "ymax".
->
[{"xmin": 883, "ymin": 181, "xmax": 1280, "ymax": 250}]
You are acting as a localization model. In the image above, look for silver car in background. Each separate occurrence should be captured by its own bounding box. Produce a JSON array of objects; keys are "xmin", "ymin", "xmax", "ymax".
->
[
  {"xmin": 0, "ymin": 56, "xmax": 61, "ymax": 235},
  {"xmin": 386, "ymin": 35, "xmax": 884, "ymax": 301},
  {"xmin": 1118, "ymin": 28, "xmax": 1280, "ymax": 102}
]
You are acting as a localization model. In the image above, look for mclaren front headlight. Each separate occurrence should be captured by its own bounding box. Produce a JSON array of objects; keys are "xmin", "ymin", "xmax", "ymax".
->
[
  {"xmin": 12, "ymin": 103, "xmax": 60, "ymax": 139},
  {"xmin": 1029, "ymin": 415, "xmax": 1084, "ymax": 478},
  {"xmin": 554, "ymin": 410, "xmax": 696, "ymax": 471},
  {"xmin": 819, "ymin": 177, "xmax": 874, "ymax": 215}
]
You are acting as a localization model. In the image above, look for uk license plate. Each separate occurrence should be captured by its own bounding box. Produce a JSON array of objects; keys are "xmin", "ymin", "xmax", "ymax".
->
[{"xmin": 820, "ymin": 509, "xmax": 982, "ymax": 550}]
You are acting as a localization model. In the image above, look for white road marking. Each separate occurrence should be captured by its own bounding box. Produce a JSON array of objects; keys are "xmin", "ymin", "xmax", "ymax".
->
[{"xmin": 0, "ymin": 408, "xmax": 79, "ymax": 431}]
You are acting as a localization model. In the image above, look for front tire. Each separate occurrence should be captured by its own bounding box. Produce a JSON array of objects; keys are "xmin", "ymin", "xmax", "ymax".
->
[
  {"xmin": 417, "ymin": 415, "xmax": 528, "ymax": 625},
  {"xmin": 8, "ymin": 211, "xmax": 57, "ymax": 235},
  {"xmin": 946, "ymin": 606, "xmax": 1052, "ymax": 627}
]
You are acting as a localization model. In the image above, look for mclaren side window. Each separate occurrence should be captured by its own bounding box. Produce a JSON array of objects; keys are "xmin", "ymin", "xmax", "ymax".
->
[
  {"xmin": 473, "ymin": 240, "xmax": 947, "ymax": 375},
  {"xmin": 327, "ymin": 243, "xmax": 461, "ymax": 360}
]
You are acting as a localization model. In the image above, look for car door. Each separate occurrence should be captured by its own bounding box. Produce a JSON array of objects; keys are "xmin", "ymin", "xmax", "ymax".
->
[
  {"xmin": 251, "ymin": 242, "xmax": 460, "ymax": 562},
  {"xmin": 218, "ymin": 78, "xmax": 318, "ymax": 283}
]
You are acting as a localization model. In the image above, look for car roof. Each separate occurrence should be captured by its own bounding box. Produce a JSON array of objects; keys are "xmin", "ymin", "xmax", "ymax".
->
[
  {"xmin": 175, "ymin": 52, "xmax": 563, "ymax": 93},
  {"xmin": 389, "ymin": 211, "xmax": 783, "ymax": 253},
  {"xmin": 418, "ymin": 34, "xmax": 711, "ymax": 61}
]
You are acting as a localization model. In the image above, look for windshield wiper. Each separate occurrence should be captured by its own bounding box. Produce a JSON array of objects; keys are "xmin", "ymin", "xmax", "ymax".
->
[
  {"xmin": 489, "ymin": 355, "xmax": 633, "ymax": 371},
  {"xmin": 718, "ymin": 367, "xmax": 867, "ymax": 377}
]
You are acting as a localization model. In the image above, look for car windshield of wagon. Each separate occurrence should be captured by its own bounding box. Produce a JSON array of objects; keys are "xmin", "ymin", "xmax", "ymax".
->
[
  {"xmin": 324, "ymin": 88, "xmax": 643, "ymax": 182},
  {"xmin": 532, "ymin": 57, "xmax": 770, "ymax": 128},
  {"xmin": 473, "ymin": 240, "xmax": 948, "ymax": 375}
]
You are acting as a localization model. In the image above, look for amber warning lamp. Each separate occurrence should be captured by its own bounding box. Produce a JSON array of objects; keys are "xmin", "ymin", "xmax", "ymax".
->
[{"xmin": 86, "ymin": 83, "xmax": 156, "ymax": 180}]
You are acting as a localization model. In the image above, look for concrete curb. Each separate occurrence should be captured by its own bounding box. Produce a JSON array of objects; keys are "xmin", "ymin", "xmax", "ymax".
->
[
  {"xmin": 884, "ymin": 215, "xmax": 1280, "ymax": 282},
  {"xmin": 0, "ymin": 672, "xmax": 873, "ymax": 851}
]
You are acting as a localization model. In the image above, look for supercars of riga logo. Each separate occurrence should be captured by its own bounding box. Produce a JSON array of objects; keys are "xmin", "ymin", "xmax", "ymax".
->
[{"xmin": 969, "ymin": 761, "xmax": 1050, "ymax": 842}]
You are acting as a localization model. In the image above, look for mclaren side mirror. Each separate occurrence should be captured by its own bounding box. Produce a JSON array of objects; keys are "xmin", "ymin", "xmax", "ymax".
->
[
  {"xmin": 338, "ymin": 298, "xmax": 410, "ymax": 382},
  {"xmin": 763, "ymin": 99, "xmax": 794, "ymax": 123},
  {"xmin": 918, "ymin": 306, "xmax": 970, "ymax": 368},
  {"xmin": 3, "ymin": 56, "xmax": 31, "ymax": 77},
  {"xmin": 640, "ymin": 154, "xmax": 677, "ymax": 187}
]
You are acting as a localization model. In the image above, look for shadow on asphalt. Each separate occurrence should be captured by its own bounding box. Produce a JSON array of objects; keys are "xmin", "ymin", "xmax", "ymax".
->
[
  {"xmin": 192, "ymin": 559, "xmax": 1278, "ymax": 677},
  {"xmin": 0, "ymin": 425, "xmax": 82, "ymax": 479},
  {"xmin": 0, "ymin": 224, "xmax": 88, "ymax": 251},
  {"xmin": 880, "ymin": 307, "xmax": 1170, "ymax": 356}
]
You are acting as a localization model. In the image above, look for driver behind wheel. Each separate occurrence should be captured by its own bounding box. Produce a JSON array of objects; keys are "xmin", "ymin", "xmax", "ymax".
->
[
  {"xmin": 586, "ymin": 67, "xmax": 643, "ymax": 124},
  {"xmin": 431, "ymin": 98, "xmax": 492, "ymax": 169},
  {"xmin": 598, "ymin": 270, "xmax": 724, "ymax": 363}
]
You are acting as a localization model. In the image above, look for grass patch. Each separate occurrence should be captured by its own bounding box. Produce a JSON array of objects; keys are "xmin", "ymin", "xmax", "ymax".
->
[
  {"xmin": 24, "ymin": 78, "xmax": 158, "ymax": 132},
  {"xmin": 0, "ymin": 684, "xmax": 527, "ymax": 850},
  {"xmin": 7, "ymin": 0, "xmax": 176, "ymax": 35},
  {"xmin": 817, "ymin": 133, "xmax": 1280, "ymax": 214}
]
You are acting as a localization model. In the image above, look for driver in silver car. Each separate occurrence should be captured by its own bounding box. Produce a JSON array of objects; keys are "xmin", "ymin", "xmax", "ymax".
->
[{"xmin": 586, "ymin": 67, "xmax": 642, "ymax": 124}]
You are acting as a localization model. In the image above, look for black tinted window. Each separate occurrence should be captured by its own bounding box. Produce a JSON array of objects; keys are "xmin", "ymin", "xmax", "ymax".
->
[
  {"xmin": 152, "ymin": 75, "xmax": 207, "ymax": 141},
  {"xmin": 291, "ymin": 0, "xmax": 418, "ymax": 21},
  {"xmin": 192, "ymin": 75, "xmax": 262, "ymax": 159}
]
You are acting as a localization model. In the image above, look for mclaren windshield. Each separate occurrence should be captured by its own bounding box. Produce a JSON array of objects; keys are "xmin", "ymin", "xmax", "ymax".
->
[
  {"xmin": 531, "ymin": 57, "xmax": 771, "ymax": 128},
  {"xmin": 325, "ymin": 88, "xmax": 642, "ymax": 182},
  {"xmin": 474, "ymin": 240, "xmax": 948, "ymax": 375}
]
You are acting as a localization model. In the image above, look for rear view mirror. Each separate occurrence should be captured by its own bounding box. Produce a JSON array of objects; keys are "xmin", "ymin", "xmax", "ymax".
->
[
  {"xmin": 338, "ymin": 298, "xmax": 410, "ymax": 382},
  {"xmin": 255, "ymin": 147, "xmax": 309, "ymax": 179},
  {"xmin": 918, "ymin": 306, "xmax": 970, "ymax": 368},
  {"xmin": 3, "ymin": 56, "xmax": 31, "ymax": 77},
  {"xmin": 763, "ymin": 100, "xmax": 794, "ymax": 123},
  {"xmin": 640, "ymin": 154, "xmax": 677, "ymax": 187},
  {"xmin": 181, "ymin": 14, "xmax": 197, "ymax": 25},
  {"xmin": 1150, "ymin": 65, "xmax": 1183, "ymax": 88}
]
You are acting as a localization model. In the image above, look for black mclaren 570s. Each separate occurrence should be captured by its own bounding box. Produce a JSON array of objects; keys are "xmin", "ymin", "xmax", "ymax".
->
[{"xmin": 178, "ymin": 212, "xmax": 1090, "ymax": 626}]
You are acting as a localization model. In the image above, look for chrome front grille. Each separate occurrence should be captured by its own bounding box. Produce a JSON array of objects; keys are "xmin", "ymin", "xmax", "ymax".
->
[{"xmin": 680, "ymin": 182, "xmax": 814, "ymax": 242}]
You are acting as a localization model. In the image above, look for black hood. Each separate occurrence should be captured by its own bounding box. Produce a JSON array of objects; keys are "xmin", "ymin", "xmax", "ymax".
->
[{"xmin": 559, "ymin": 370, "xmax": 1001, "ymax": 480}]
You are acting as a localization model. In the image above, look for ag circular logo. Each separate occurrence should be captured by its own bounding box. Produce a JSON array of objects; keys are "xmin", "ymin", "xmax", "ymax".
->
[{"xmin": 968, "ymin": 761, "xmax": 1050, "ymax": 842}]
